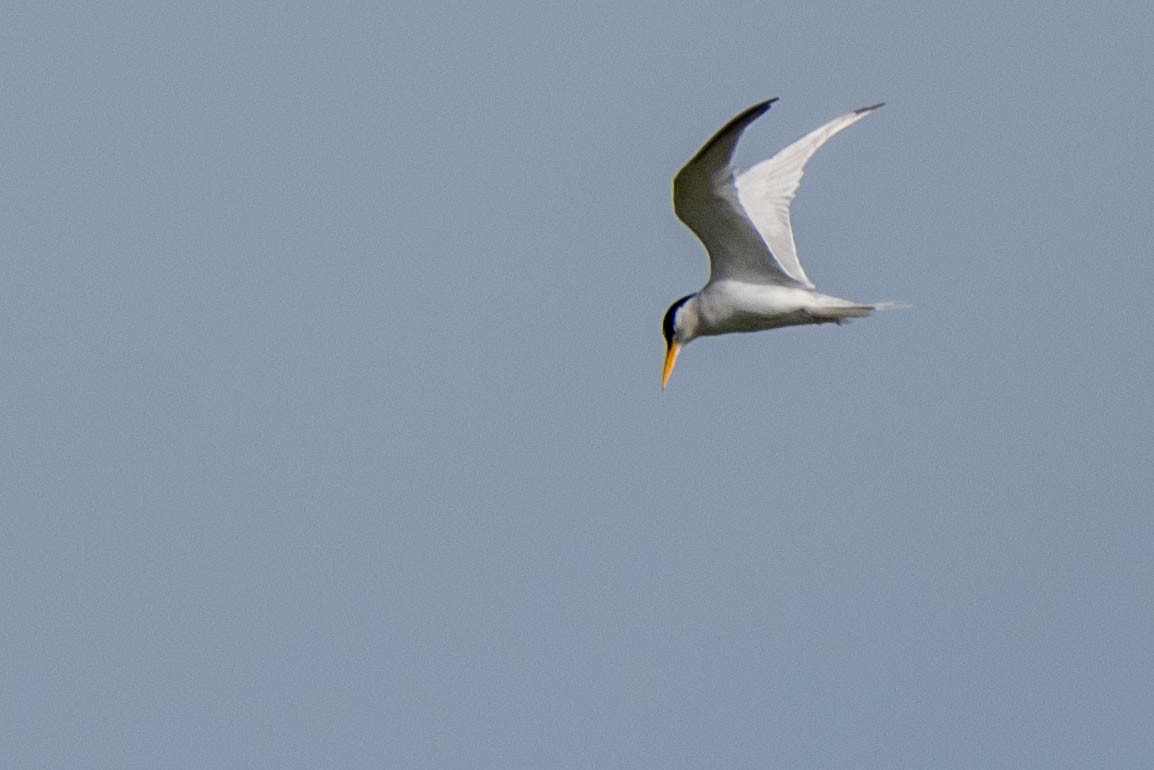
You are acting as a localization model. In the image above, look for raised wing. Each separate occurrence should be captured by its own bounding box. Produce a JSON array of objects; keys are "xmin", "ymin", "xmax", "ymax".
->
[
  {"xmin": 673, "ymin": 99, "xmax": 808, "ymax": 287},
  {"xmin": 734, "ymin": 103, "xmax": 884, "ymax": 287}
]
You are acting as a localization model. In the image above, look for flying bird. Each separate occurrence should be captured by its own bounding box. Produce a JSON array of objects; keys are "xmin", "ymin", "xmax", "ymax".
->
[{"xmin": 661, "ymin": 99, "xmax": 903, "ymax": 388}]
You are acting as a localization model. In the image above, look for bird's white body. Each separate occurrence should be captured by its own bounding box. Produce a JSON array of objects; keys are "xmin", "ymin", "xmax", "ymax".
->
[
  {"xmin": 660, "ymin": 98, "xmax": 902, "ymax": 387},
  {"xmin": 690, "ymin": 281, "xmax": 873, "ymax": 337}
]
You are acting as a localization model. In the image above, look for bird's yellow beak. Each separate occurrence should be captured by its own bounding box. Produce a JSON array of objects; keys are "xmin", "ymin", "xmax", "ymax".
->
[{"xmin": 661, "ymin": 341, "xmax": 682, "ymax": 390}]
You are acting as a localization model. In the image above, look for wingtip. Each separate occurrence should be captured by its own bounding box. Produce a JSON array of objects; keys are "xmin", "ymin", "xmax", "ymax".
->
[
  {"xmin": 747, "ymin": 97, "xmax": 779, "ymax": 118},
  {"xmin": 683, "ymin": 98, "xmax": 780, "ymax": 167},
  {"xmin": 856, "ymin": 102, "xmax": 885, "ymax": 114}
]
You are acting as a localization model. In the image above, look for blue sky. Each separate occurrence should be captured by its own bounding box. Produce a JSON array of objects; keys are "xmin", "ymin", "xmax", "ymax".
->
[{"xmin": 3, "ymin": 2, "xmax": 1153, "ymax": 766}]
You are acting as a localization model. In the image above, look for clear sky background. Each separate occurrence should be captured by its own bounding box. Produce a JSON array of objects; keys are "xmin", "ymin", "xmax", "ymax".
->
[{"xmin": 3, "ymin": 2, "xmax": 1153, "ymax": 767}]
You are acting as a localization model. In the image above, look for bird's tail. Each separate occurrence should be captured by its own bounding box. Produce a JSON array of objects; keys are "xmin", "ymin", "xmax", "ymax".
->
[
  {"xmin": 868, "ymin": 300, "xmax": 911, "ymax": 312},
  {"xmin": 812, "ymin": 300, "xmax": 908, "ymax": 325}
]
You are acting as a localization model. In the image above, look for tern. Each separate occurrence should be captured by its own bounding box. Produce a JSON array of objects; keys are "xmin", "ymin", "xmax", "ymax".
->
[{"xmin": 661, "ymin": 98, "xmax": 902, "ymax": 388}]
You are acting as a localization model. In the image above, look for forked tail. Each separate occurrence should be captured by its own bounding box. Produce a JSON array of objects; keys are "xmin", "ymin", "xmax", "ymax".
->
[
  {"xmin": 810, "ymin": 300, "xmax": 908, "ymax": 325},
  {"xmin": 869, "ymin": 300, "xmax": 911, "ymax": 312}
]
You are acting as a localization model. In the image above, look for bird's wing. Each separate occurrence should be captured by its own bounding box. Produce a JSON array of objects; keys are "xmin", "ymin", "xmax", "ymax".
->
[
  {"xmin": 734, "ymin": 103, "xmax": 884, "ymax": 287},
  {"xmin": 673, "ymin": 99, "xmax": 809, "ymax": 287}
]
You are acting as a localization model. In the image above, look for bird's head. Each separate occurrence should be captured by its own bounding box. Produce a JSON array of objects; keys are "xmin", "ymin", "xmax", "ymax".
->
[{"xmin": 661, "ymin": 293, "xmax": 698, "ymax": 389}]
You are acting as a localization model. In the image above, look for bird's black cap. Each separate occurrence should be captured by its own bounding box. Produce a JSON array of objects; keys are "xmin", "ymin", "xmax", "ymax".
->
[{"xmin": 662, "ymin": 294, "xmax": 694, "ymax": 346}]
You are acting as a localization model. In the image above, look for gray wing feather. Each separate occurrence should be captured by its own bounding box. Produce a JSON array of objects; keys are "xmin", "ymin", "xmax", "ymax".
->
[
  {"xmin": 673, "ymin": 99, "xmax": 805, "ymax": 286},
  {"xmin": 674, "ymin": 100, "xmax": 882, "ymax": 288}
]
